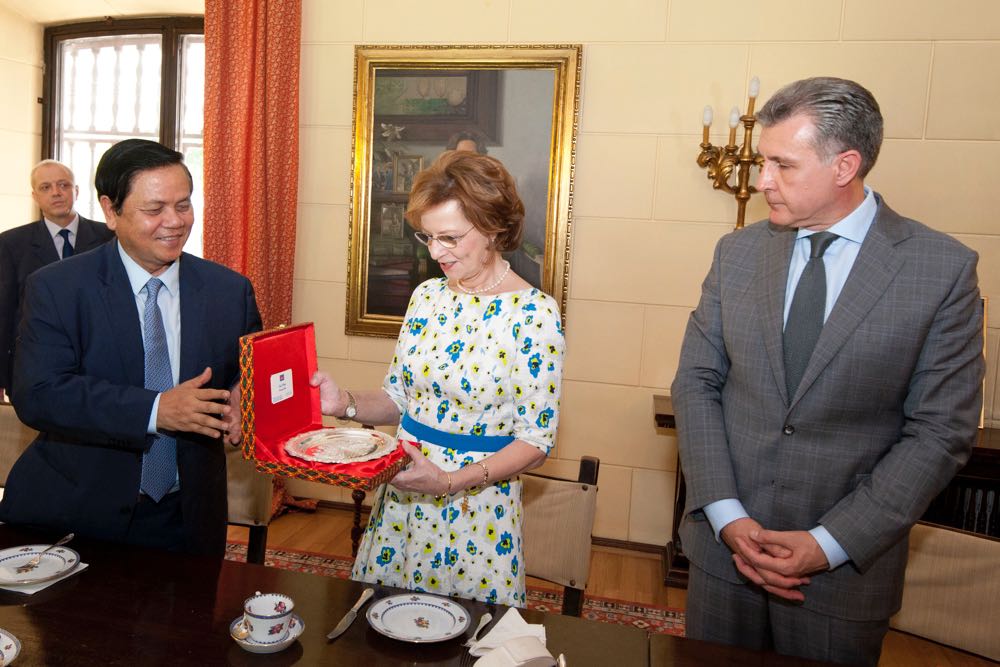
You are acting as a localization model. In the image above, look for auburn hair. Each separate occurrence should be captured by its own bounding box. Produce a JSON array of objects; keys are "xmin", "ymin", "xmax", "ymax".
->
[{"xmin": 405, "ymin": 151, "xmax": 524, "ymax": 252}]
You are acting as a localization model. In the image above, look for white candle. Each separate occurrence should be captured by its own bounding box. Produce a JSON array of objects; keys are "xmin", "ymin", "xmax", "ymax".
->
[
  {"xmin": 749, "ymin": 76, "xmax": 760, "ymax": 99},
  {"xmin": 703, "ymin": 105, "xmax": 713, "ymax": 127},
  {"xmin": 727, "ymin": 106, "xmax": 739, "ymax": 147}
]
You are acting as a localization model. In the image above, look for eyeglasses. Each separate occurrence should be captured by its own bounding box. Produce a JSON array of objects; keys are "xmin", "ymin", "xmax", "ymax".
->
[{"xmin": 413, "ymin": 228, "xmax": 474, "ymax": 249}]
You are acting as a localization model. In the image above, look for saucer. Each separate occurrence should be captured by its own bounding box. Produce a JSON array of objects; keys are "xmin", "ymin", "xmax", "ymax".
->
[
  {"xmin": 0, "ymin": 627, "xmax": 21, "ymax": 664},
  {"xmin": 0, "ymin": 544, "xmax": 81, "ymax": 585},
  {"xmin": 230, "ymin": 613, "xmax": 304, "ymax": 654}
]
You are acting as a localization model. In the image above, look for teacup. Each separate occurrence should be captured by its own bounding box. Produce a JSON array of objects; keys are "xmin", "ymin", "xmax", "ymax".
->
[{"xmin": 242, "ymin": 591, "xmax": 295, "ymax": 644}]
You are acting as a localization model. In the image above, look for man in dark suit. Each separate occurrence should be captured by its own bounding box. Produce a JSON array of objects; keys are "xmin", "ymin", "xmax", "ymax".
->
[
  {"xmin": 0, "ymin": 160, "xmax": 115, "ymax": 398},
  {"xmin": 672, "ymin": 77, "xmax": 984, "ymax": 666},
  {"xmin": 0, "ymin": 140, "xmax": 262, "ymax": 556}
]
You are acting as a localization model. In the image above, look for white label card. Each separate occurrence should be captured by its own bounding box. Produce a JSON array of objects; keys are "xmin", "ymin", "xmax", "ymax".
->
[{"xmin": 270, "ymin": 369, "xmax": 294, "ymax": 404}]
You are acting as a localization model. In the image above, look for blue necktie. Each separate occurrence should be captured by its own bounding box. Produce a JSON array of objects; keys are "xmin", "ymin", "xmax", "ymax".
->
[
  {"xmin": 140, "ymin": 278, "xmax": 177, "ymax": 501},
  {"xmin": 783, "ymin": 232, "xmax": 838, "ymax": 398},
  {"xmin": 58, "ymin": 229, "xmax": 74, "ymax": 258}
]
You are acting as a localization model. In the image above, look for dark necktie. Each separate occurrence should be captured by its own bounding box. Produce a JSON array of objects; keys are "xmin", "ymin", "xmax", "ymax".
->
[
  {"xmin": 58, "ymin": 228, "xmax": 74, "ymax": 258},
  {"xmin": 140, "ymin": 278, "xmax": 177, "ymax": 501},
  {"xmin": 783, "ymin": 232, "xmax": 838, "ymax": 398}
]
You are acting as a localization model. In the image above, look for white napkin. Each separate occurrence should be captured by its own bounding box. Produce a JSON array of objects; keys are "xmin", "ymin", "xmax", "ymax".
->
[
  {"xmin": 469, "ymin": 608, "xmax": 547, "ymax": 658},
  {"xmin": 0, "ymin": 562, "xmax": 88, "ymax": 594},
  {"xmin": 473, "ymin": 636, "xmax": 556, "ymax": 667}
]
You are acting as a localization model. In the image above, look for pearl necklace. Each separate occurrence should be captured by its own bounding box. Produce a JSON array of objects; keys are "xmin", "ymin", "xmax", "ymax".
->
[{"xmin": 457, "ymin": 260, "xmax": 511, "ymax": 295}]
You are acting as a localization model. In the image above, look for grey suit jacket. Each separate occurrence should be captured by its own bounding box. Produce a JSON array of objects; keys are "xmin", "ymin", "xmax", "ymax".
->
[
  {"xmin": 0, "ymin": 216, "xmax": 114, "ymax": 391},
  {"xmin": 671, "ymin": 194, "xmax": 984, "ymax": 621}
]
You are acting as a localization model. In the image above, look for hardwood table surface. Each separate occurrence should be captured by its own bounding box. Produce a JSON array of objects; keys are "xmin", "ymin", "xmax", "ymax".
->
[
  {"xmin": 0, "ymin": 524, "xmax": 845, "ymax": 666},
  {"xmin": 650, "ymin": 633, "xmax": 838, "ymax": 667},
  {"xmin": 0, "ymin": 525, "xmax": 647, "ymax": 666}
]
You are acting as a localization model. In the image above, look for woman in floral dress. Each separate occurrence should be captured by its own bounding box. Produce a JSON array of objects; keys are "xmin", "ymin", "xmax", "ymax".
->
[{"xmin": 313, "ymin": 151, "xmax": 563, "ymax": 607}]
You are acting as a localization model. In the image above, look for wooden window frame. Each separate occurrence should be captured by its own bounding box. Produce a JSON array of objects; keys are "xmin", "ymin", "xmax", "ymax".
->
[{"xmin": 41, "ymin": 16, "xmax": 205, "ymax": 158}]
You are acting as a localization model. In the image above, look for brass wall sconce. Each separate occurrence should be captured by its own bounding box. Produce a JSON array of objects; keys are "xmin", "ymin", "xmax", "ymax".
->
[{"xmin": 697, "ymin": 77, "xmax": 763, "ymax": 229}]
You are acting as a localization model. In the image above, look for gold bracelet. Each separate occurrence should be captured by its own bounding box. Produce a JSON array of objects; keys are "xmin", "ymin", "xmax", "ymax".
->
[
  {"xmin": 474, "ymin": 461, "xmax": 489, "ymax": 485},
  {"xmin": 434, "ymin": 470, "xmax": 453, "ymax": 501}
]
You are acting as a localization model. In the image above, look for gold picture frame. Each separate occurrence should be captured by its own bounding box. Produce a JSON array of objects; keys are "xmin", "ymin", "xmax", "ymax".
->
[{"xmin": 346, "ymin": 44, "xmax": 582, "ymax": 337}]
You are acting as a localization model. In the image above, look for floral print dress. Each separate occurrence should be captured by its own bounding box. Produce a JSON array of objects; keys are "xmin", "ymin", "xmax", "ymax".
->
[{"xmin": 351, "ymin": 278, "xmax": 564, "ymax": 607}]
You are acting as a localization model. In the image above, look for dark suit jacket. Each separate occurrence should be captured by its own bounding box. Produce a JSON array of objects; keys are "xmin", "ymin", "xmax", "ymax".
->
[
  {"xmin": 672, "ymin": 195, "xmax": 984, "ymax": 621},
  {"xmin": 0, "ymin": 241, "xmax": 262, "ymax": 555},
  {"xmin": 0, "ymin": 216, "xmax": 115, "ymax": 392}
]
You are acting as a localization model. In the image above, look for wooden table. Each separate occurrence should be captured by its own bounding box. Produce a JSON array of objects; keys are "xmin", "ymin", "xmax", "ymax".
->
[
  {"xmin": 650, "ymin": 634, "xmax": 837, "ymax": 667},
  {"xmin": 0, "ymin": 525, "xmax": 647, "ymax": 666}
]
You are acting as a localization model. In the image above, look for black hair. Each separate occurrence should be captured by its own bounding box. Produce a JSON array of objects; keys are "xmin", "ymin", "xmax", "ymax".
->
[{"xmin": 95, "ymin": 139, "xmax": 193, "ymax": 214}]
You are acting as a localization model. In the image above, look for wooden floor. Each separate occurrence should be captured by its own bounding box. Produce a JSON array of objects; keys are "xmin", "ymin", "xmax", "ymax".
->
[{"xmin": 228, "ymin": 507, "xmax": 996, "ymax": 667}]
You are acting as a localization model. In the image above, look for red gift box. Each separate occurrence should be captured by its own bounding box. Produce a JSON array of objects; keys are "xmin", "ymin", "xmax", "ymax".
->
[{"xmin": 238, "ymin": 323, "xmax": 407, "ymax": 490}]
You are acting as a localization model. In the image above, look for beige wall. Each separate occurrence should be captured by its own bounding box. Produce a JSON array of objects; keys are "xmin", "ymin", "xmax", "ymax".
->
[
  {"xmin": 0, "ymin": 4, "xmax": 41, "ymax": 232},
  {"xmin": 5, "ymin": 1, "xmax": 994, "ymax": 547},
  {"xmin": 291, "ymin": 0, "xmax": 1000, "ymax": 546}
]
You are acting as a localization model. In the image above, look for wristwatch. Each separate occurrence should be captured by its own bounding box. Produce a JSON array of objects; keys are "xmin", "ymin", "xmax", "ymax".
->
[{"xmin": 343, "ymin": 390, "xmax": 357, "ymax": 420}]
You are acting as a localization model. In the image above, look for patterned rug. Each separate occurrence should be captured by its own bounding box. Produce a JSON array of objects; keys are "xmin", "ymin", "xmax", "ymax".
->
[{"xmin": 225, "ymin": 541, "xmax": 685, "ymax": 636}]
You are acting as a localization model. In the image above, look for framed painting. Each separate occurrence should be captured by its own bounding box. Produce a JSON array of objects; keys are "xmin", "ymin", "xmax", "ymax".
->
[
  {"xmin": 392, "ymin": 154, "xmax": 423, "ymax": 193},
  {"xmin": 347, "ymin": 44, "xmax": 582, "ymax": 337}
]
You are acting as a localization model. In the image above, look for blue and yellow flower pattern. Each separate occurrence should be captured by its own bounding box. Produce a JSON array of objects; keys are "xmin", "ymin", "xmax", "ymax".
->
[{"xmin": 351, "ymin": 279, "xmax": 564, "ymax": 608}]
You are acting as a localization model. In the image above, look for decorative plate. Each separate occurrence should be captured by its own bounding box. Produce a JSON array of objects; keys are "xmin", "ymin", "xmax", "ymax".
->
[
  {"xmin": 0, "ymin": 627, "xmax": 21, "ymax": 664},
  {"xmin": 229, "ymin": 613, "xmax": 304, "ymax": 654},
  {"xmin": 284, "ymin": 427, "xmax": 397, "ymax": 464},
  {"xmin": 367, "ymin": 594, "xmax": 470, "ymax": 643},
  {"xmin": 0, "ymin": 545, "xmax": 81, "ymax": 585}
]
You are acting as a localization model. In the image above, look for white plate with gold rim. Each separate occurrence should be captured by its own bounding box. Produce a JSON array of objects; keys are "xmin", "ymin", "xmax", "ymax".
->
[
  {"xmin": 367, "ymin": 594, "xmax": 470, "ymax": 643},
  {"xmin": 0, "ymin": 545, "xmax": 80, "ymax": 585},
  {"xmin": 0, "ymin": 627, "xmax": 21, "ymax": 664}
]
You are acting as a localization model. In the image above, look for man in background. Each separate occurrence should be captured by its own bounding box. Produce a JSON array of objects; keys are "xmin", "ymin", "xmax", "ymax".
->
[
  {"xmin": 0, "ymin": 140, "xmax": 261, "ymax": 556},
  {"xmin": 0, "ymin": 160, "xmax": 114, "ymax": 399},
  {"xmin": 672, "ymin": 77, "xmax": 983, "ymax": 665}
]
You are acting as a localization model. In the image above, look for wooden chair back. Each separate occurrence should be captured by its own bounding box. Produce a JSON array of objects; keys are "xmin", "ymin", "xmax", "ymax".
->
[{"xmin": 522, "ymin": 456, "xmax": 599, "ymax": 616}]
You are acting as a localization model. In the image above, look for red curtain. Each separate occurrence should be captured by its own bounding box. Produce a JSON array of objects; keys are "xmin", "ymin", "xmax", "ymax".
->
[{"xmin": 203, "ymin": 0, "xmax": 301, "ymax": 329}]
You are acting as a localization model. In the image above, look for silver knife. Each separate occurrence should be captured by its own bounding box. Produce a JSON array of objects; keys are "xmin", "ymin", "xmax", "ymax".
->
[{"xmin": 327, "ymin": 587, "xmax": 375, "ymax": 640}]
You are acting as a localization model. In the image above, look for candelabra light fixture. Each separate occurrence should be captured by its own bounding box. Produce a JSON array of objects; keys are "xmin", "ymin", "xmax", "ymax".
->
[{"xmin": 697, "ymin": 76, "xmax": 764, "ymax": 229}]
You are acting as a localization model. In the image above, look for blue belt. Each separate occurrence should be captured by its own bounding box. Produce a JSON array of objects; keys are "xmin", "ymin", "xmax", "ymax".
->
[{"xmin": 401, "ymin": 413, "xmax": 514, "ymax": 453}]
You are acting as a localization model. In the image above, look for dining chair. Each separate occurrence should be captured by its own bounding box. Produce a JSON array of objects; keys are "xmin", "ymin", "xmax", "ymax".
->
[
  {"xmin": 522, "ymin": 455, "xmax": 599, "ymax": 616},
  {"xmin": 225, "ymin": 444, "xmax": 274, "ymax": 564},
  {"xmin": 890, "ymin": 521, "xmax": 1000, "ymax": 661},
  {"xmin": 0, "ymin": 403, "xmax": 35, "ymax": 497}
]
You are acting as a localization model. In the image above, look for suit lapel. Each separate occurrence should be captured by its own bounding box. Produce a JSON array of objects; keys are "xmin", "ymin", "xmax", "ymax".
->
[
  {"xmin": 178, "ymin": 255, "xmax": 207, "ymax": 383},
  {"xmin": 97, "ymin": 242, "xmax": 145, "ymax": 387},
  {"xmin": 29, "ymin": 220, "xmax": 59, "ymax": 265},
  {"xmin": 788, "ymin": 200, "xmax": 909, "ymax": 407},
  {"xmin": 758, "ymin": 224, "xmax": 796, "ymax": 406},
  {"xmin": 75, "ymin": 217, "xmax": 100, "ymax": 251}
]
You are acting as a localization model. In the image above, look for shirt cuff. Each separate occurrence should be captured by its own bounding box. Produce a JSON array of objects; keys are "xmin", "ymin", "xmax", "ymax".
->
[
  {"xmin": 148, "ymin": 394, "xmax": 161, "ymax": 434},
  {"xmin": 809, "ymin": 525, "xmax": 850, "ymax": 570},
  {"xmin": 703, "ymin": 498, "xmax": 749, "ymax": 542}
]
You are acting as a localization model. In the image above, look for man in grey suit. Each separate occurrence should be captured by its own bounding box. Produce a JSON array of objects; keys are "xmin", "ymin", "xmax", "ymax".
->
[
  {"xmin": 672, "ymin": 77, "xmax": 984, "ymax": 666},
  {"xmin": 0, "ymin": 160, "xmax": 114, "ymax": 398}
]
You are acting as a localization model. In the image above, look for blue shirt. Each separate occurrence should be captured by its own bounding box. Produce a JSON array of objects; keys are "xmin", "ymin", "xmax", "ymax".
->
[
  {"xmin": 703, "ymin": 188, "xmax": 877, "ymax": 571},
  {"xmin": 117, "ymin": 242, "xmax": 183, "ymax": 493}
]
